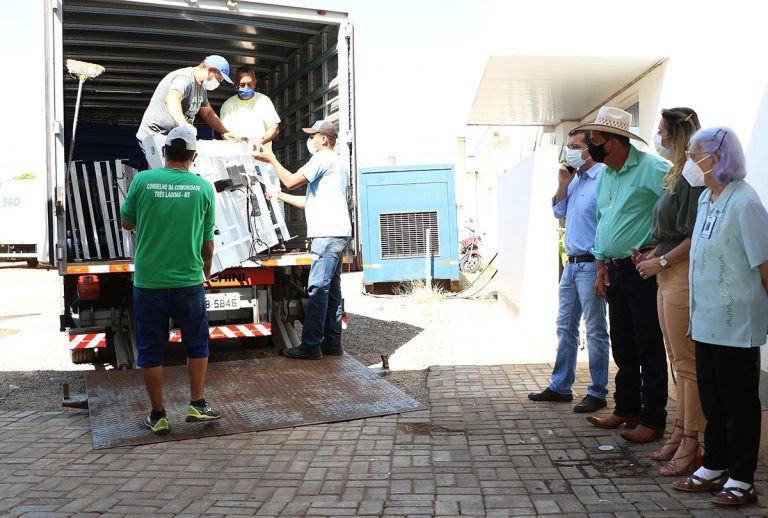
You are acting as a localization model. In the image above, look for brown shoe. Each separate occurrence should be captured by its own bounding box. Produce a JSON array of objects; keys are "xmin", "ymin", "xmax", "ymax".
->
[
  {"xmin": 621, "ymin": 424, "xmax": 665, "ymax": 443},
  {"xmin": 672, "ymin": 472, "xmax": 728, "ymax": 492},
  {"xmin": 586, "ymin": 414, "xmax": 639, "ymax": 429},
  {"xmin": 711, "ymin": 485, "xmax": 758, "ymax": 506}
]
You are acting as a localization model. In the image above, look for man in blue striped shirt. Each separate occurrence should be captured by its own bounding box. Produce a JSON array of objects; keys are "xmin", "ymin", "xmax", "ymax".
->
[{"xmin": 529, "ymin": 129, "xmax": 610, "ymax": 413}]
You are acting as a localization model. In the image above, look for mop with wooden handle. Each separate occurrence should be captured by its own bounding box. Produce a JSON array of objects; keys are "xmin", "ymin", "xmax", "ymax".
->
[{"xmin": 65, "ymin": 59, "xmax": 105, "ymax": 167}]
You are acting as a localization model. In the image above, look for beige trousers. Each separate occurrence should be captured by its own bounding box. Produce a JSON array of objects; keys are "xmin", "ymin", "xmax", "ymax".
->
[{"xmin": 656, "ymin": 258, "xmax": 706, "ymax": 432}]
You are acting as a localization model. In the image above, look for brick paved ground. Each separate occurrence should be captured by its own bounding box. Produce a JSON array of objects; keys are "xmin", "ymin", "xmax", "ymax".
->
[{"xmin": 2, "ymin": 363, "xmax": 767, "ymax": 517}]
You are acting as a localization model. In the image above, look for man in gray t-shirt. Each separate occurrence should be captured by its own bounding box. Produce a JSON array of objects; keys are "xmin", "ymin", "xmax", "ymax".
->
[{"xmin": 136, "ymin": 55, "xmax": 240, "ymax": 165}]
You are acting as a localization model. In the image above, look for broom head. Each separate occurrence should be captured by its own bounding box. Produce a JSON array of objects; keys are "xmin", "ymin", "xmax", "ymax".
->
[{"xmin": 66, "ymin": 59, "xmax": 105, "ymax": 80}]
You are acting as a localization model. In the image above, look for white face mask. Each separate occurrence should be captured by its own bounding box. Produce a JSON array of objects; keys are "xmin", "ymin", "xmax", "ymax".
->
[
  {"xmin": 654, "ymin": 133, "xmax": 672, "ymax": 160},
  {"xmin": 306, "ymin": 137, "xmax": 318, "ymax": 155},
  {"xmin": 203, "ymin": 76, "xmax": 220, "ymax": 91},
  {"xmin": 565, "ymin": 148, "xmax": 587, "ymax": 170},
  {"xmin": 682, "ymin": 155, "xmax": 711, "ymax": 187}
]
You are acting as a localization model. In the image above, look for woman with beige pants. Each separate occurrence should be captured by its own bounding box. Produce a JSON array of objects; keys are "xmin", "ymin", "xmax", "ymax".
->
[{"xmin": 634, "ymin": 107, "xmax": 705, "ymax": 476}]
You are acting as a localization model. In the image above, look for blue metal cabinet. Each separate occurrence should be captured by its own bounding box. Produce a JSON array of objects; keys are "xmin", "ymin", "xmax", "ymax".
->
[{"xmin": 359, "ymin": 164, "xmax": 459, "ymax": 285}]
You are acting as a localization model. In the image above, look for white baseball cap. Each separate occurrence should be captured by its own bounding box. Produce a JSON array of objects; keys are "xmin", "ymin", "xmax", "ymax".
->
[{"xmin": 165, "ymin": 126, "xmax": 198, "ymax": 150}]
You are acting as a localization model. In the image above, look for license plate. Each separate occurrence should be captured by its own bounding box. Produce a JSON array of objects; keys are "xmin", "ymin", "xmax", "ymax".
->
[{"xmin": 205, "ymin": 292, "xmax": 240, "ymax": 311}]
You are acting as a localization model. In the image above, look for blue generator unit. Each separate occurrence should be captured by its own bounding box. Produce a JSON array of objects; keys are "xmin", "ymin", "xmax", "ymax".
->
[{"xmin": 359, "ymin": 164, "xmax": 460, "ymax": 290}]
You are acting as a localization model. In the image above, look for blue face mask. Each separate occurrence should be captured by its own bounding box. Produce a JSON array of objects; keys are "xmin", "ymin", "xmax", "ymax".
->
[{"xmin": 237, "ymin": 87, "xmax": 255, "ymax": 99}]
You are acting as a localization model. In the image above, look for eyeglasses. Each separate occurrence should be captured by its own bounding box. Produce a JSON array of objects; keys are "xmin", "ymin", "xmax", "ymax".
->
[
  {"xmin": 685, "ymin": 151, "xmax": 710, "ymax": 161},
  {"xmin": 685, "ymin": 129, "xmax": 728, "ymax": 161}
]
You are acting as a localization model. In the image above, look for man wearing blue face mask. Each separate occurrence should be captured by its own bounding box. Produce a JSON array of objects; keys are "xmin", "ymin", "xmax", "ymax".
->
[
  {"xmin": 529, "ymin": 129, "xmax": 610, "ymax": 414},
  {"xmin": 220, "ymin": 66, "xmax": 281, "ymax": 151}
]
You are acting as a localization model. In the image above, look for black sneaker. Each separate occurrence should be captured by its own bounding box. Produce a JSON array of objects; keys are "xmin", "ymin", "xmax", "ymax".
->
[
  {"xmin": 283, "ymin": 345, "xmax": 322, "ymax": 360},
  {"xmin": 573, "ymin": 394, "xmax": 607, "ymax": 413},
  {"xmin": 320, "ymin": 340, "xmax": 343, "ymax": 356},
  {"xmin": 528, "ymin": 387, "xmax": 573, "ymax": 402}
]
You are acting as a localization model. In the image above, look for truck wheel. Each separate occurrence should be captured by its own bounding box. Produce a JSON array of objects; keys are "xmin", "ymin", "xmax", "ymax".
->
[{"xmin": 27, "ymin": 258, "xmax": 39, "ymax": 268}]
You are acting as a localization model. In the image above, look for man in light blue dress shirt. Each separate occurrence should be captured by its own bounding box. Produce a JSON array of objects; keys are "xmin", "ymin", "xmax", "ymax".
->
[{"xmin": 529, "ymin": 129, "xmax": 610, "ymax": 413}]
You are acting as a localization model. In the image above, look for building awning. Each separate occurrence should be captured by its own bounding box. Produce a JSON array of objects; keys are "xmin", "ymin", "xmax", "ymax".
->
[{"xmin": 467, "ymin": 56, "xmax": 665, "ymax": 126}]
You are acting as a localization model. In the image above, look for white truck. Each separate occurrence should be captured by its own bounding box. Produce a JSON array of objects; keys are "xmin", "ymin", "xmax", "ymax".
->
[
  {"xmin": 0, "ymin": 172, "xmax": 46, "ymax": 267},
  {"xmin": 7, "ymin": 0, "xmax": 357, "ymax": 368}
]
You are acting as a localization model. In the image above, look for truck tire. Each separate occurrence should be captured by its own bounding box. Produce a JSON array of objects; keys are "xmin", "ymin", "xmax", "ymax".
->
[{"xmin": 27, "ymin": 258, "xmax": 39, "ymax": 268}]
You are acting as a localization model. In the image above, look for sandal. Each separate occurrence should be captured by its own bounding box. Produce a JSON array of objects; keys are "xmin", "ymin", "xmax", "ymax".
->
[
  {"xmin": 711, "ymin": 485, "xmax": 758, "ymax": 506},
  {"xmin": 658, "ymin": 445, "xmax": 702, "ymax": 477},
  {"xmin": 672, "ymin": 472, "xmax": 728, "ymax": 493},
  {"xmin": 650, "ymin": 421, "xmax": 683, "ymax": 461}
]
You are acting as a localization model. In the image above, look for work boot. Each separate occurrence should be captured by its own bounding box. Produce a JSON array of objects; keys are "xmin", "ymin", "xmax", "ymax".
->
[
  {"xmin": 283, "ymin": 345, "xmax": 322, "ymax": 360},
  {"xmin": 320, "ymin": 340, "xmax": 344, "ymax": 356},
  {"xmin": 586, "ymin": 413, "xmax": 639, "ymax": 429}
]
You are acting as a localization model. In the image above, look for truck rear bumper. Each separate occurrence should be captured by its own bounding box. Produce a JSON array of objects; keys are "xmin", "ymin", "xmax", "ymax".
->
[
  {"xmin": 169, "ymin": 323, "xmax": 272, "ymax": 341},
  {"xmin": 69, "ymin": 322, "xmax": 272, "ymax": 352}
]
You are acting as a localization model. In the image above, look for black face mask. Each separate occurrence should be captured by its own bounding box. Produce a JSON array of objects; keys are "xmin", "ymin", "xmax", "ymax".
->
[{"xmin": 588, "ymin": 141, "xmax": 608, "ymax": 163}]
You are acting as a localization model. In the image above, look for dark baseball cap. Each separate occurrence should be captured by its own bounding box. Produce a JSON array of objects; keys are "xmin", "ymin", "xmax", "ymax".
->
[{"xmin": 302, "ymin": 120, "xmax": 338, "ymax": 140}]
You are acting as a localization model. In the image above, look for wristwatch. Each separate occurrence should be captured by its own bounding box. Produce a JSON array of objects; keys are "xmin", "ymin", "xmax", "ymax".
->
[{"xmin": 659, "ymin": 255, "xmax": 668, "ymax": 268}]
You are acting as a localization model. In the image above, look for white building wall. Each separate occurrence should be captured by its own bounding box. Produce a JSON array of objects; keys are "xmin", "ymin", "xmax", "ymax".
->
[{"xmin": 497, "ymin": 145, "xmax": 560, "ymax": 350}]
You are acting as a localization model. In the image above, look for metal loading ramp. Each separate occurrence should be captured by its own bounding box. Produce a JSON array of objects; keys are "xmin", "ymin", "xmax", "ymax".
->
[{"xmin": 85, "ymin": 355, "xmax": 426, "ymax": 449}]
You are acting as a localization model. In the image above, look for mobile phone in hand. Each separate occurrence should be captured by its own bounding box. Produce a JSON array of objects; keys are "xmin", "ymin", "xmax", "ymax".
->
[{"xmin": 566, "ymin": 164, "xmax": 575, "ymax": 174}]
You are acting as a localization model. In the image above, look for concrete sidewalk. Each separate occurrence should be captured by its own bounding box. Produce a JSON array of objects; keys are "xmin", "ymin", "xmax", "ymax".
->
[{"xmin": 1, "ymin": 362, "xmax": 767, "ymax": 517}]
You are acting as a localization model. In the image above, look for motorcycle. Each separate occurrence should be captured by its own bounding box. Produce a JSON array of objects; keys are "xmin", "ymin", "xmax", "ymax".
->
[{"xmin": 459, "ymin": 226, "xmax": 482, "ymax": 273}]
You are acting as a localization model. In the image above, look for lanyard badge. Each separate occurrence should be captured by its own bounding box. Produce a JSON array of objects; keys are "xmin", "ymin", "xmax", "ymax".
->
[{"xmin": 701, "ymin": 214, "xmax": 717, "ymax": 239}]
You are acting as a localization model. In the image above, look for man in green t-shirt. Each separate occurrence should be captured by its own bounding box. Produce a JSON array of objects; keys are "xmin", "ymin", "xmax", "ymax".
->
[{"xmin": 120, "ymin": 126, "xmax": 221, "ymax": 435}]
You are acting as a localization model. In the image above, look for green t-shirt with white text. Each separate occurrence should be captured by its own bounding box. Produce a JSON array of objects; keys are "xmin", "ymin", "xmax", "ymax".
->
[{"xmin": 120, "ymin": 167, "xmax": 215, "ymax": 288}]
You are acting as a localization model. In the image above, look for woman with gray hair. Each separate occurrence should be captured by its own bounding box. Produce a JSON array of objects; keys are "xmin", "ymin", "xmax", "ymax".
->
[{"xmin": 672, "ymin": 127, "xmax": 768, "ymax": 507}]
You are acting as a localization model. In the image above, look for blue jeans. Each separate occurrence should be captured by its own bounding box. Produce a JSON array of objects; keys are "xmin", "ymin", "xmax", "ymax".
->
[
  {"xmin": 550, "ymin": 261, "xmax": 610, "ymax": 399},
  {"xmin": 133, "ymin": 284, "xmax": 209, "ymax": 368},
  {"xmin": 301, "ymin": 237, "xmax": 348, "ymax": 349}
]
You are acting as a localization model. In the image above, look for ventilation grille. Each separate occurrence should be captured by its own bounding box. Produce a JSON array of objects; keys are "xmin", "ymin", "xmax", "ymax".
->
[{"xmin": 379, "ymin": 211, "xmax": 439, "ymax": 259}]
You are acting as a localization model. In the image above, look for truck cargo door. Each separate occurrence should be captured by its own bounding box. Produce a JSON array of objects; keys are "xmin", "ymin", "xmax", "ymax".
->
[
  {"xmin": 341, "ymin": 22, "xmax": 360, "ymax": 265},
  {"xmin": 48, "ymin": 0, "xmax": 65, "ymax": 268}
]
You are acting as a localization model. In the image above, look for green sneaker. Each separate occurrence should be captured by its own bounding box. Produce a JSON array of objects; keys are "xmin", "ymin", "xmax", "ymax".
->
[
  {"xmin": 143, "ymin": 413, "xmax": 170, "ymax": 435},
  {"xmin": 185, "ymin": 401, "xmax": 222, "ymax": 422}
]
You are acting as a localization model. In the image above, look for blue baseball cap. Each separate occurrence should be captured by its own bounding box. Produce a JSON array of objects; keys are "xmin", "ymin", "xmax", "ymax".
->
[{"xmin": 203, "ymin": 55, "xmax": 233, "ymax": 84}]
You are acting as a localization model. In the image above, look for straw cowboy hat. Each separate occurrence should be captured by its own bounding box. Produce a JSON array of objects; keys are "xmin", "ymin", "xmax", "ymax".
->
[{"xmin": 574, "ymin": 106, "xmax": 647, "ymax": 145}]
